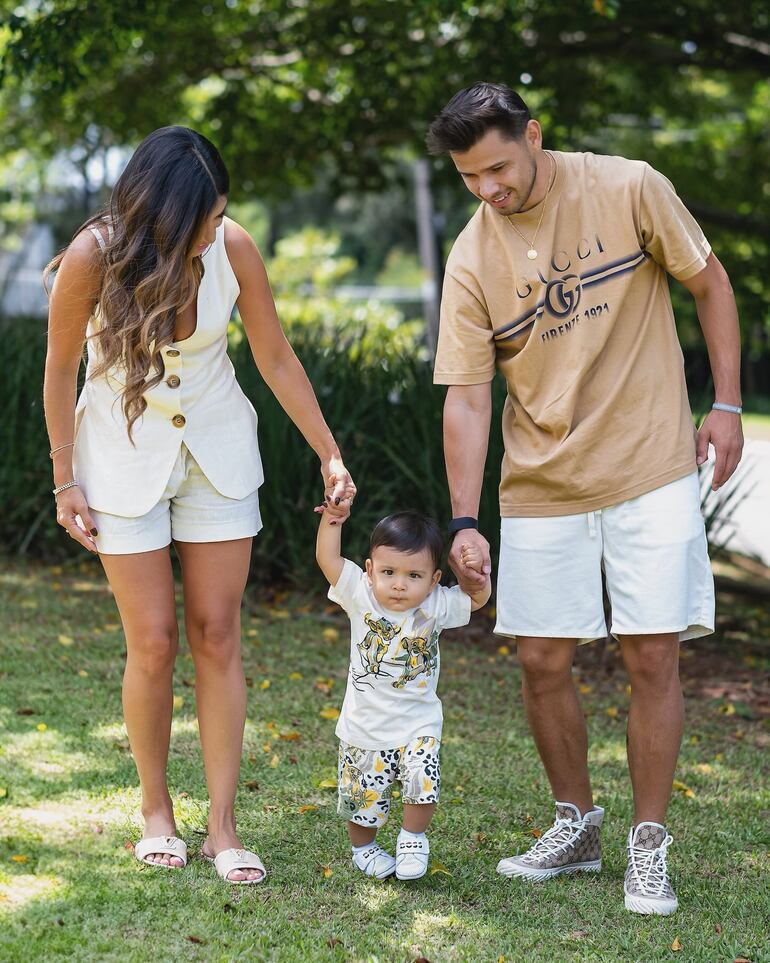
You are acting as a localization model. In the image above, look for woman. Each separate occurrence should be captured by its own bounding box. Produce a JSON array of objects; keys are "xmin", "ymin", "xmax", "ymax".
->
[{"xmin": 44, "ymin": 126, "xmax": 354, "ymax": 884}]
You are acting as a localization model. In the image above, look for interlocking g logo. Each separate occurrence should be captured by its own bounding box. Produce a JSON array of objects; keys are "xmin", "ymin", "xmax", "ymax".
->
[{"xmin": 545, "ymin": 273, "xmax": 582, "ymax": 319}]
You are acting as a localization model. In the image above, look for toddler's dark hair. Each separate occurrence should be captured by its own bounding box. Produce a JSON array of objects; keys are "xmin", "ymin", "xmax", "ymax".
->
[{"xmin": 369, "ymin": 511, "xmax": 443, "ymax": 571}]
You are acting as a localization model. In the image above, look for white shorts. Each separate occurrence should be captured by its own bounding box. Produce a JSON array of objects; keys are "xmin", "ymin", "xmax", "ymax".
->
[
  {"xmin": 91, "ymin": 445, "xmax": 262, "ymax": 555},
  {"xmin": 494, "ymin": 472, "xmax": 714, "ymax": 644}
]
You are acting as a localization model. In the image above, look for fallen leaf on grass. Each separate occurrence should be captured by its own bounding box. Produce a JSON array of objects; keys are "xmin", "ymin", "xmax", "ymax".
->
[
  {"xmin": 497, "ymin": 645, "xmax": 510, "ymax": 655},
  {"xmin": 321, "ymin": 866, "xmax": 333, "ymax": 878},
  {"xmin": 315, "ymin": 678, "xmax": 335, "ymax": 694},
  {"xmin": 244, "ymin": 781, "xmax": 259, "ymax": 791},
  {"xmin": 78, "ymin": 669, "xmax": 88, "ymax": 678},
  {"xmin": 58, "ymin": 634, "xmax": 74, "ymax": 647},
  {"xmin": 689, "ymin": 734, "xmax": 700, "ymax": 745},
  {"xmin": 0, "ymin": 787, "xmax": 7, "ymax": 799},
  {"xmin": 36, "ymin": 723, "xmax": 47, "ymax": 732},
  {"xmin": 270, "ymin": 754, "xmax": 280, "ymax": 768},
  {"xmin": 298, "ymin": 805, "xmax": 318, "ymax": 814},
  {"xmin": 124, "ymin": 840, "xmax": 135, "ymax": 851},
  {"xmin": 322, "ymin": 628, "xmax": 339, "ymax": 643},
  {"xmin": 671, "ymin": 936, "xmax": 682, "ymax": 951},
  {"xmin": 260, "ymin": 679, "xmax": 271, "ymax": 690},
  {"xmin": 186, "ymin": 935, "xmax": 205, "ymax": 944},
  {"xmin": 605, "ymin": 706, "xmax": 619, "ymax": 718},
  {"xmin": 279, "ymin": 731, "xmax": 301, "ymax": 741},
  {"xmin": 696, "ymin": 764, "xmax": 713, "ymax": 774},
  {"xmin": 718, "ymin": 702, "xmax": 736, "ymax": 716},
  {"xmin": 263, "ymin": 743, "xmax": 272, "ymax": 753},
  {"xmin": 568, "ymin": 930, "xmax": 589, "ymax": 939},
  {"xmin": 318, "ymin": 778, "xmax": 337, "ymax": 789},
  {"xmin": 10, "ymin": 855, "xmax": 28, "ymax": 863},
  {"xmin": 289, "ymin": 672, "xmax": 303, "ymax": 680},
  {"xmin": 319, "ymin": 707, "xmax": 340, "ymax": 720},
  {"xmin": 714, "ymin": 923, "xmax": 722, "ymax": 934},
  {"xmin": 672, "ymin": 781, "xmax": 695, "ymax": 799},
  {"xmin": 16, "ymin": 708, "xmax": 35, "ymax": 716},
  {"xmin": 529, "ymin": 828, "xmax": 542, "ymax": 838},
  {"xmin": 579, "ymin": 684, "xmax": 592, "ymax": 694},
  {"xmin": 173, "ymin": 695, "xmax": 184, "ymax": 711},
  {"xmin": 429, "ymin": 861, "xmax": 452, "ymax": 876}
]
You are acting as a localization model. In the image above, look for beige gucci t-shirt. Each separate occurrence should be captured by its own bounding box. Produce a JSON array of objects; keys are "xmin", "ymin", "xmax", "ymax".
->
[{"xmin": 434, "ymin": 150, "xmax": 710, "ymax": 516}]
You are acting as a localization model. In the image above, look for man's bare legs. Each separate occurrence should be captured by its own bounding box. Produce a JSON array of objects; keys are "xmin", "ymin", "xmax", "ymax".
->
[
  {"xmin": 619, "ymin": 633, "xmax": 682, "ymax": 826},
  {"xmin": 516, "ymin": 633, "xmax": 682, "ymax": 825},
  {"xmin": 516, "ymin": 636, "xmax": 593, "ymax": 814}
]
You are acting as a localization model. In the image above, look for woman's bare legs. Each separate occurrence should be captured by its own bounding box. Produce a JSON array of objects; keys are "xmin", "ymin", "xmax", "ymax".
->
[
  {"xmin": 100, "ymin": 548, "xmax": 183, "ymax": 866},
  {"xmin": 175, "ymin": 538, "xmax": 262, "ymax": 882}
]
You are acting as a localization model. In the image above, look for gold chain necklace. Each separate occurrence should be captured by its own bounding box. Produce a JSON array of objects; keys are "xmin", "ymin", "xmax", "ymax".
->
[{"xmin": 506, "ymin": 152, "xmax": 556, "ymax": 260}]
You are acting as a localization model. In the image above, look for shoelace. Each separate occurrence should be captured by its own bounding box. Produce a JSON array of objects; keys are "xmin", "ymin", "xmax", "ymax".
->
[
  {"xmin": 524, "ymin": 818, "xmax": 583, "ymax": 859},
  {"xmin": 628, "ymin": 834, "xmax": 673, "ymax": 895}
]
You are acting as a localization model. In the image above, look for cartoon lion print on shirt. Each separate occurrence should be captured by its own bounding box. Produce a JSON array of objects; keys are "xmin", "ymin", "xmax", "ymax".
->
[{"xmin": 352, "ymin": 610, "xmax": 438, "ymax": 691}]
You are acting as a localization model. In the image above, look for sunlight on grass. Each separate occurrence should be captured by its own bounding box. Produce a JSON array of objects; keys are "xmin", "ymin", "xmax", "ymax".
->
[
  {"xmin": 2, "ymin": 799, "xmax": 128, "ymax": 835},
  {"xmin": 1, "ymin": 731, "xmax": 104, "ymax": 778},
  {"xmin": 354, "ymin": 883, "xmax": 401, "ymax": 913},
  {"xmin": 589, "ymin": 738, "xmax": 627, "ymax": 764},
  {"xmin": 0, "ymin": 873, "xmax": 65, "ymax": 910},
  {"xmin": 409, "ymin": 909, "xmax": 462, "ymax": 942}
]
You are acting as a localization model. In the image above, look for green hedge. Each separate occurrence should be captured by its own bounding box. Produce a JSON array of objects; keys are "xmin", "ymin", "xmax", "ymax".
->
[{"xmin": 1, "ymin": 314, "xmax": 507, "ymax": 581}]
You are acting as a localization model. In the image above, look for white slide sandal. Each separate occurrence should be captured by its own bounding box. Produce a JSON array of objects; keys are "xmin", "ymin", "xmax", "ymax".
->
[
  {"xmin": 211, "ymin": 847, "xmax": 266, "ymax": 884},
  {"xmin": 134, "ymin": 835, "xmax": 188, "ymax": 868}
]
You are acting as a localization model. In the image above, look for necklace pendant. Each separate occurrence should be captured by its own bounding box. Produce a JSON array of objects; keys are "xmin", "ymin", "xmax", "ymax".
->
[{"xmin": 527, "ymin": 248, "xmax": 538, "ymax": 260}]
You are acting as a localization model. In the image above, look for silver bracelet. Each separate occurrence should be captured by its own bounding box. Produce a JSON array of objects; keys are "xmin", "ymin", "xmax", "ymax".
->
[
  {"xmin": 52, "ymin": 480, "xmax": 79, "ymax": 496},
  {"xmin": 712, "ymin": 402, "xmax": 743, "ymax": 415}
]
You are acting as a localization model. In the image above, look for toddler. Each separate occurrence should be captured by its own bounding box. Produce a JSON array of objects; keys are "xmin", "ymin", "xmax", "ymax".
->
[{"xmin": 316, "ymin": 507, "xmax": 491, "ymax": 880}]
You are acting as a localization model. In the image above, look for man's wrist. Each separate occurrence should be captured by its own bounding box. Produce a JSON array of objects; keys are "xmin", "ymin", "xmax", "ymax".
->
[
  {"xmin": 448, "ymin": 516, "xmax": 478, "ymax": 539},
  {"xmin": 712, "ymin": 401, "xmax": 742, "ymax": 415}
]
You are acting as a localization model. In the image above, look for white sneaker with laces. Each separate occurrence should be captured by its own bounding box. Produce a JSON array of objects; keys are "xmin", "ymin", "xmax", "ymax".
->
[
  {"xmin": 496, "ymin": 802, "xmax": 603, "ymax": 881},
  {"xmin": 624, "ymin": 822, "xmax": 678, "ymax": 915},
  {"xmin": 351, "ymin": 842, "xmax": 396, "ymax": 879},
  {"xmin": 395, "ymin": 830, "xmax": 430, "ymax": 880}
]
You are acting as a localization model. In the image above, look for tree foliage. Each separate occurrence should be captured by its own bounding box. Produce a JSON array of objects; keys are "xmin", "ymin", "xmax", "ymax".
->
[{"xmin": 2, "ymin": 1, "xmax": 769, "ymax": 357}]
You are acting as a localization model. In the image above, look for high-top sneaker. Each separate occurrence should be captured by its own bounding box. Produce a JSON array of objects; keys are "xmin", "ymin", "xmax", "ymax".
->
[
  {"xmin": 624, "ymin": 822, "xmax": 678, "ymax": 915},
  {"xmin": 496, "ymin": 802, "xmax": 603, "ymax": 881}
]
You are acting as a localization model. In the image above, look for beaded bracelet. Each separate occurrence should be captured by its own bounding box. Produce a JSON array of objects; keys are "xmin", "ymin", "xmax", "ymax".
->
[{"xmin": 52, "ymin": 480, "xmax": 79, "ymax": 496}]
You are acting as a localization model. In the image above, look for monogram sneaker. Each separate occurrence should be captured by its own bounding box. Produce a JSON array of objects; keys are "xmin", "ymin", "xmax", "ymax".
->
[
  {"xmin": 624, "ymin": 822, "xmax": 678, "ymax": 915},
  {"xmin": 496, "ymin": 802, "xmax": 603, "ymax": 881}
]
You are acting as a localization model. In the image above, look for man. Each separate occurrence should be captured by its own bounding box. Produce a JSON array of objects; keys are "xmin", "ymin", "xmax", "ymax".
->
[{"xmin": 428, "ymin": 83, "xmax": 743, "ymax": 915}]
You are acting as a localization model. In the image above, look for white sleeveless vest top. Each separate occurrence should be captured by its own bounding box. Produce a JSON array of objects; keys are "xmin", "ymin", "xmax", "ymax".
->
[{"xmin": 73, "ymin": 221, "xmax": 263, "ymax": 517}]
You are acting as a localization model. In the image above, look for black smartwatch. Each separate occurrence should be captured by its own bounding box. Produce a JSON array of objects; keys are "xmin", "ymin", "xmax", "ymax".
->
[{"xmin": 448, "ymin": 516, "xmax": 478, "ymax": 539}]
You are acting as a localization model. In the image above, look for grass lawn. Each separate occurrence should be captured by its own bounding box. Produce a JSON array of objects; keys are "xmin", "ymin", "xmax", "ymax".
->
[{"xmin": 1, "ymin": 555, "xmax": 769, "ymax": 962}]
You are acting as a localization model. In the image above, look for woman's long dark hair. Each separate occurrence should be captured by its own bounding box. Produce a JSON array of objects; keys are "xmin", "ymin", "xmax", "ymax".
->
[{"xmin": 45, "ymin": 126, "xmax": 230, "ymax": 440}]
